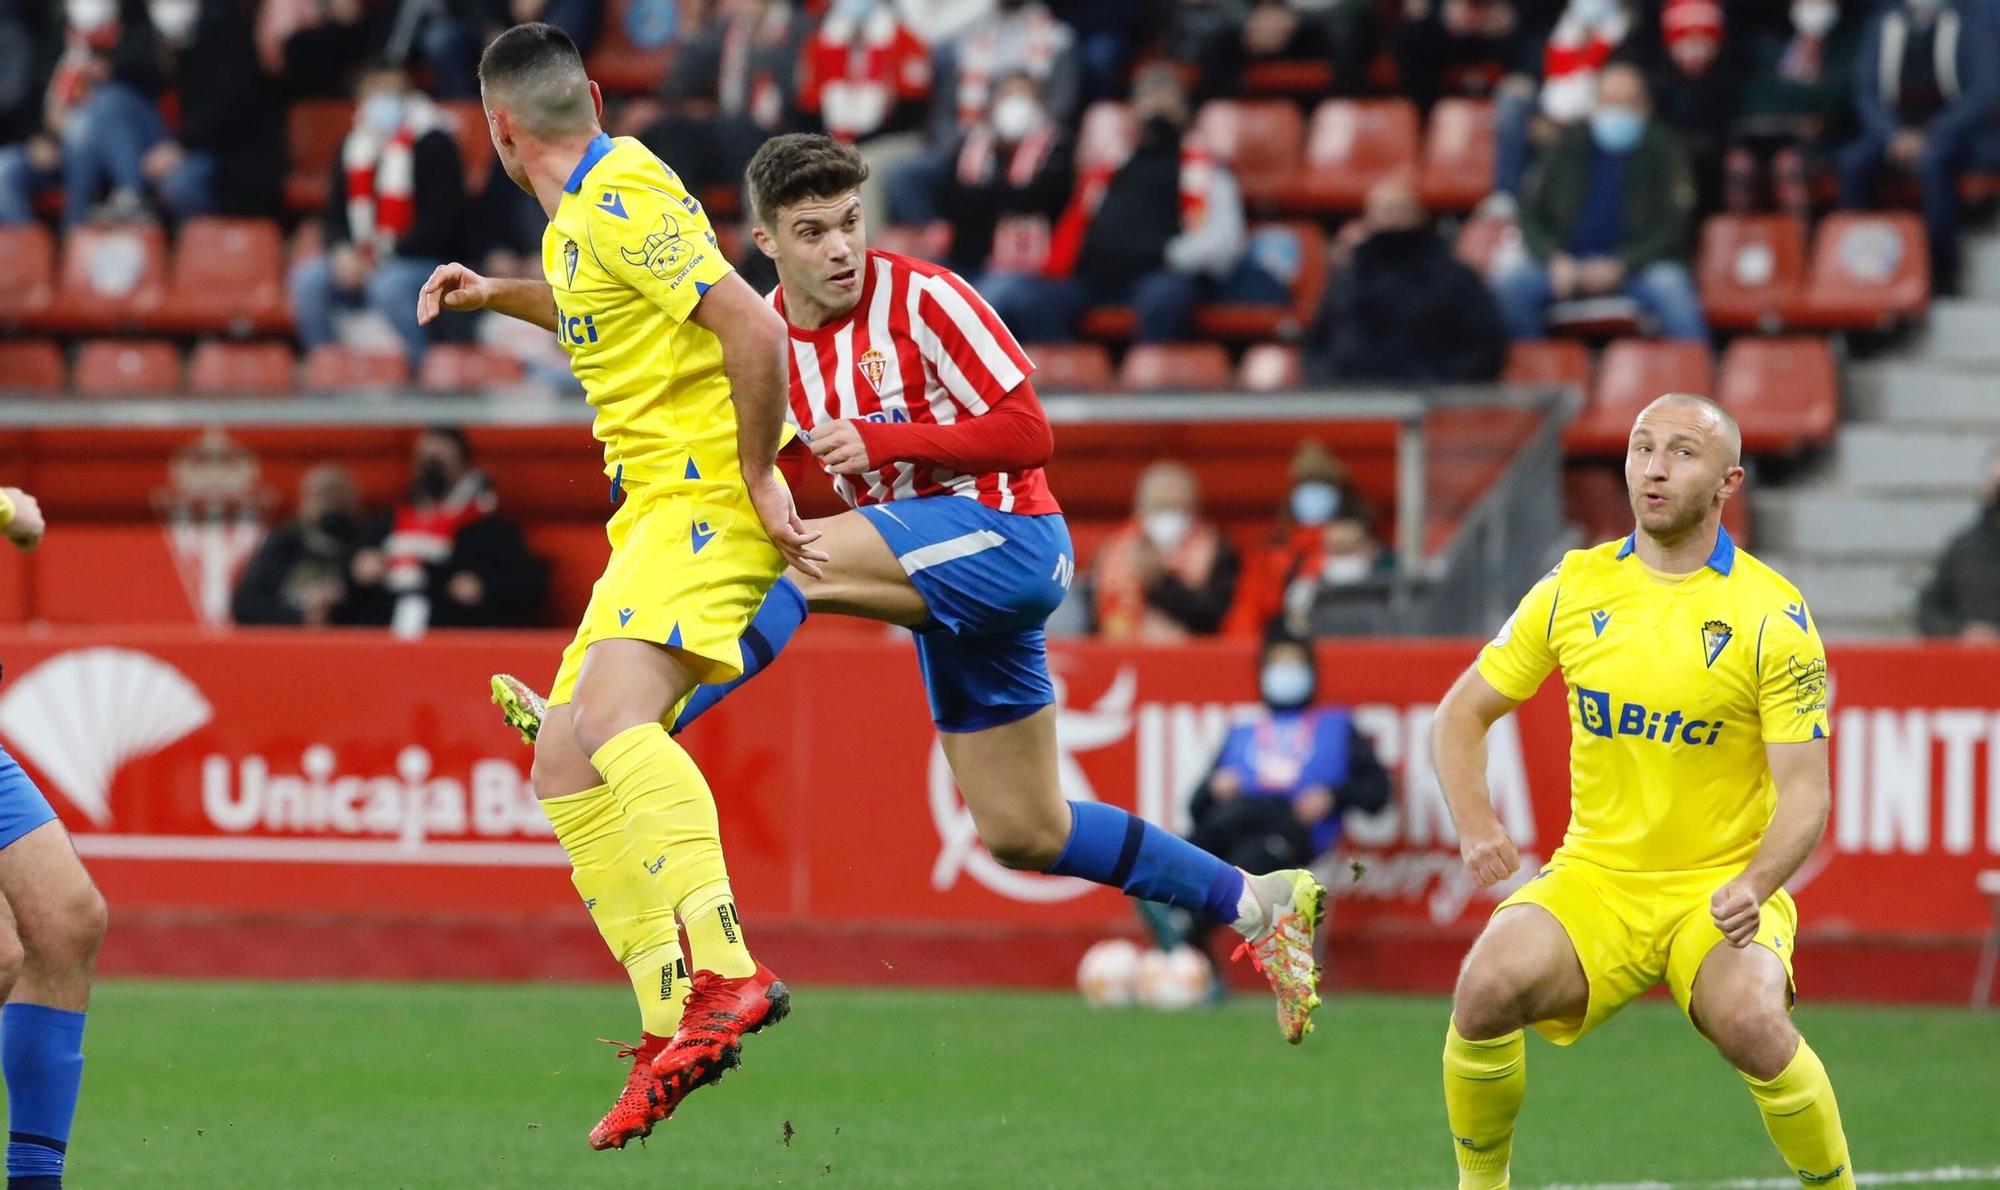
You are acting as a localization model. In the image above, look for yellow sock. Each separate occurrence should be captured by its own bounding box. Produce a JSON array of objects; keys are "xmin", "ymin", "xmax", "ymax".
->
[
  {"xmin": 543, "ymin": 783, "xmax": 692, "ymax": 1037},
  {"xmin": 591, "ymin": 724, "xmax": 755, "ymax": 979},
  {"xmin": 1443, "ymin": 1022, "xmax": 1525, "ymax": 1190},
  {"xmin": 1743, "ymin": 1040, "xmax": 1855, "ymax": 1188}
]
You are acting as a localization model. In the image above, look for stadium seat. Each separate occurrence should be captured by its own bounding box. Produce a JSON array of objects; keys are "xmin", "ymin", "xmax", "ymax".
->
[
  {"xmin": 1280, "ymin": 99, "xmax": 1421, "ymax": 214},
  {"xmin": 1791, "ymin": 212, "xmax": 1930, "ymax": 329},
  {"xmin": 1117, "ymin": 344, "xmax": 1232, "ymax": 391},
  {"xmin": 301, "ymin": 345, "xmax": 409, "ymax": 391},
  {"xmin": 1454, "ymin": 215, "xmax": 1513, "ymax": 277},
  {"xmin": 39, "ymin": 224, "xmax": 168, "ymax": 333},
  {"xmin": 1193, "ymin": 221, "xmax": 1327, "ymax": 340},
  {"xmin": 437, "ymin": 101, "xmax": 496, "ymax": 195},
  {"xmin": 1078, "ymin": 306, "xmax": 1137, "ymax": 341},
  {"xmin": 153, "ymin": 218, "xmax": 289, "ymax": 336},
  {"xmin": 1717, "ymin": 337, "xmax": 1838, "ymax": 454},
  {"xmin": 1241, "ymin": 59, "xmax": 1336, "ymax": 99},
  {"xmin": 1418, "ymin": 98, "xmax": 1496, "ymax": 213},
  {"xmin": 1025, "ymin": 343, "xmax": 1114, "ymax": 391},
  {"xmin": 187, "ymin": 341, "xmax": 296, "ymax": 396},
  {"xmin": 1697, "ymin": 214, "xmax": 1806, "ymax": 332},
  {"xmin": 418, "ymin": 345, "xmax": 526, "ymax": 392},
  {"xmin": 72, "ymin": 340, "xmax": 182, "ymax": 397},
  {"xmin": 1566, "ymin": 338, "xmax": 1713, "ymax": 454},
  {"xmin": 1502, "ymin": 340, "xmax": 1592, "ymax": 391},
  {"xmin": 284, "ymin": 99, "xmax": 355, "ymax": 213},
  {"xmin": 1238, "ymin": 343, "xmax": 1303, "ymax": 391},
  {"xmin": 1191, "ymin": 100, "xmax": 1304, "ymax": 209},
  {"xmin": 0, "ymin": 224, "xmax": 55, "ymax": 328},
  {"xmin": 588, "ymin": 0, "xmax": 679, "ymax": 94},
  {"xmin": 0, "ymin": 341, "xmax": 66, "ymax": 394},
  {"xmin": 1076, "ymin": 102, "xmax": 1136, "ymax": 174}
]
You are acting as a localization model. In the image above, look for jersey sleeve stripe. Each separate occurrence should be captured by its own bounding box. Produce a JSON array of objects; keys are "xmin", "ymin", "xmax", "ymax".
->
[
  {"xmin": 934, "ymin": 266, "xmax": 1033, "ymax": 378},
  {"xmin": 919, "ymin": 275, "xmax": 1023, "ymax": 409}
]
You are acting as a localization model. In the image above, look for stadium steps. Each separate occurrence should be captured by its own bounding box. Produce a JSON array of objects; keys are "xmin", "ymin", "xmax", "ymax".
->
[{"xmin": 1743, "ymin": 553, "xmax": 1930, "ymax": 623}]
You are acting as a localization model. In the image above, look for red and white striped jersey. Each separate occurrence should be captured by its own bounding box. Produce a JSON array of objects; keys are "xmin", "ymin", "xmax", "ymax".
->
[{"xmin": 771, "ymin": 249, "xmax": 1060, "ymax": 515}]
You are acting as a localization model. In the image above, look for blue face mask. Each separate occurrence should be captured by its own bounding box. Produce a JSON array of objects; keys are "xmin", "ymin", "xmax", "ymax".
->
[
  {"xmin": 1290, "ymin": 480, "xmax": 1340, "ymax": 527},
  {"xmin": 1260, "ymin": 661, "xmax": 1315, "ymax": 710},
  {"xmin": 1590, "ymin": 107, "xmax": 1645, "ymax": 153},
  {"xmin": 360, "ymin": 94, "xmax": 405, "ymax": 137}
]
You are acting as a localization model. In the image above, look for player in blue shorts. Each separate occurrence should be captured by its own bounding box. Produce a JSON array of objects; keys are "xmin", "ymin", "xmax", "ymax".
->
[
  {"xmin": 0, "ymin": 487, "xmax": 107, "ymax": 1189},
  {"xmin": 484, "ymin": 136, "xmax": 1326, "ymax": 1067}
]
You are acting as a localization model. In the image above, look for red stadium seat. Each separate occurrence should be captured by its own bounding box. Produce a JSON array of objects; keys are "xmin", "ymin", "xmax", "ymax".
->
[
  {"xmin": 1191, "ymin": 100, "xmax": 1304, "ymax": 208},
  {"xmin": 1238, "ymin": 343, "xmax": 1302, "ymax": 391},
  {"xmin": 1418, "ymin": 99, "xmax": 1496, "ymax": 213},
  {"xmin": 301, "ymin": 345, "xmax": 409, "ymax": 391},
  {"xmin": 1117, "ymin": 344, "xmax": 1232, "ymax": 391},
  {"xmin": 284, "ymin": 99, "xmax": 355, "ymax": 214},
  {"xmin": 153, "ymin": 218, "xmax": 289, "ymax": 335},
  {"xmin": 418, "ymin": 345, "xmax": 525, "ymax": 392},
  {"xmin": 1502, "ymin": 340, "xmax": 1592, "ymax": 391},
  {"xmin": 72, "ymin": 340, "xmax": 182, "ymax": 397},
  {"xmin": 187, "ymin": 341, "xmax": 296, "ymax": 396},
  {"xmin": 1279, "ymin": 99, "xmax": 1421, "ymax": 214},
  {"xmin": 1026, "ymin": 343, "xmax": 1114, "ymax": 391},
  {"xmin": 1078, "ymin": 306, "xmax": 1137, "ymax": 341},
  {"xmin": 0, "ymin": 224, "xmax": 55, "ymax": 328},
  {"xmin": 40, "ymin": 224, "xmax": 168, "ymax": 333},
  {"xmin": 437, "ymin": 101, "xmax": 496, "ymax": 195},
  {"xmin": 1454, "ymin": 215, "xmax": 1513, "ymax": 277},
  {"xmin": 1718, "ymin": 337, "xmax": 1838, "ymax": 454},
  {"xmin": 1697, "ymin": 214, "xmax": 1806, "ymax": 332},
  {"xmin": 1566, "ymin": 338, "xmax": 1713, "ymax": 455},
  {"xmin": 1241, "ymin": 59, "xmax": 1336, "ymax": 98},
  {"xmin": 0, "ymin": 341, "xmax": 66, "ymax": 393},
  {"xmin": 1194, "ymin": 222, "xmax": 1327, "ymax": 340},
  {"xmin": 1791, "ymin": 212, "xmax": 1930, "ymax": 329},
  {"xmin": 588, "ymin": 0, "xmax": 678, "ymax": 94},
  {"xmin": 1076, "ymin": 102, "xmax": 1136, "ymax": 174}
]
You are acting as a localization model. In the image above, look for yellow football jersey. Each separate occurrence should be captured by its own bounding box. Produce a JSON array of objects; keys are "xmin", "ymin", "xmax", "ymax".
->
[
  {"xmin": 1477, "ymin": 529, "xmax": 1831, "ymax": 872},
  {"xmin": 542, "ymin": 134, "xmax": 737, "ymax": 483}
]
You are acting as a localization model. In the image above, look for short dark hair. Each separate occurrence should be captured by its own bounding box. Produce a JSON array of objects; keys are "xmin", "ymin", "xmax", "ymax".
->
[
  {"xmin": 477, "ymin": 23, "xmax": 594, "ymax": 135},
  {"xmin": 746, "ymin": 134, "xmax": 870, "ymax": 228},
  {"xmin": 421, "ymin": 425, "xmax": 472, "ymax": 461},
  {"xmin": 478, "ymin": 22, "xmax": 581, "ymax": 86}
]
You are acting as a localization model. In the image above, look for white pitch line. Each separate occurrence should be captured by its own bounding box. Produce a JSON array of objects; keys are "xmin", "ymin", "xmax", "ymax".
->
[{"xmin": 1535, "ymin": 1166, "xmax": 2000, "ymax": 1190}]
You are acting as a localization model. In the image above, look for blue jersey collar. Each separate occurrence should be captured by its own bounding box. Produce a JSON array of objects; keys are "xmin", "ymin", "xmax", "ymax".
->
[
  {"xmin": 564, "ymin": 133, "xmax": 615, "ymax": 195},
  {"xmin": 1616, "ymin": 526, "xmax": 1735, "ymax": 575}
]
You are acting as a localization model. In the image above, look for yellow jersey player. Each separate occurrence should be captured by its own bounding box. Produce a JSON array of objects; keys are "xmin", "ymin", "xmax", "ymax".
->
[
  {"xmin": 1430, "ymin": 393, "xmax": 1854, "ymax": 1188},
  {"xmin": 415, "ymin": 24, "xmax": 827, "ymax": 1151}
]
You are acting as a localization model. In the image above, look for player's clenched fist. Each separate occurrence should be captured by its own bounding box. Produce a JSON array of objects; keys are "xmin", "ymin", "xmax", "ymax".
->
[
  {"xmin": 417, "ymin": 262, "xmax": 492, "ymax": 326},
  {"xmin": 807, "ymin": 420, "xmax": 870, "ymax": 476},
  {"xmin": 0, "ymin": 488, "xmax": 45, "ymax": 550},
  {"xmin": 1709, "ymin": 880, "xmax": 1762, "ymax": 949},
  {"xmin": 1459, "ymin": 820, "xmax": 1519, "ymax": 887}
]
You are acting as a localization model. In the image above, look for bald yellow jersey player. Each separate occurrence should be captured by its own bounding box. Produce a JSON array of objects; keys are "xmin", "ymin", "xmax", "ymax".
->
[
  {"xmin": 1429, "ymin": 393, "xmax": 1855, "ymax": 1189},
  {"xmin": 415, "ymin": 23, "xmax": 826, "ymax": 1152}
]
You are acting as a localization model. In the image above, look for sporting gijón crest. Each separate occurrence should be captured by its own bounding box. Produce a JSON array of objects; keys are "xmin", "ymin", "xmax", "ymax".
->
[{"xmin": 856, "ymin": 348, "xmax": 888, "ymax": 395}]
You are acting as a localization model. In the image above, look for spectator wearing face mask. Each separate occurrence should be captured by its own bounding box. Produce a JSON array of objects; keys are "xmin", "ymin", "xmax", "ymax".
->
[
  {"xmin": 149, "ymin": 0, "xmax": 283, "ymax": 220},
  {"xmin": 345, "ymin": 428, "xmax": 547, "ymax": 633},
  {"xmin": 1918, "ymin": 448, "xmax": 2000, "ymax": 641},
  {"xmin": 1491, "ymin": 62, "xmax": 1708, "ymax": 341},
  {"xmin": 939, "ymin": 71, "xmax": 1074, "ymax": 276},
  {"xmin": 1725, "ymin": 0, "xmax": 1860, "ymax": 221},
  {"xmin": 1835, "ymin": 0, "xmax": 2000, "ymax": 296},
  {"xmin": 1226, "ymin": 442, "xmax": 1372, "ymax": 638},
  {"xmin": 1092, "ymin": 460, "xmax": 1241, "ymax": 641},
  {"xmin": 231, "ymin": 464, "xmax": 369, "ymax": 627},
  {"xmin": 1488, "ymin": 0, "xmax": 1635, "ymax": 209},
  {"xmin": 1304, "ymin": 177, "xmax": 1507, "ymax": 383},
  {"xmin": 287, "ymin": 60, "xmax": 466, "ymax": 367}
]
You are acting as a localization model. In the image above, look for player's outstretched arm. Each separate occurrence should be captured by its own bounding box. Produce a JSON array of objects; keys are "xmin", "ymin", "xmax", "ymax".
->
[
  {"xmin": 0, "ymin": 487, "xmax": 45, "ymax": 550},
  {"xmin": 688, "ymin": 272, "xmax": 827, "ymax": 578},
  {"xmin": 1432, "ymin": 665, "xmax": 1524, "ymax": 887},
  {"xmin": 1712, "ymin": 738, "xmax": 1830, "ymax": 947},
  {"xmin": 416, "ymin": 263, "xmax": 558, "ymax": 333}
]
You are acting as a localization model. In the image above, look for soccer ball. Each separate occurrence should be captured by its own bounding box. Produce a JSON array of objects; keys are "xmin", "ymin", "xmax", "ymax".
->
[
  {"xmin": 1137, "ymin": 945, "xmax": 1214, "ymax": 1011},
  {"xmin": 1076, "ymin": 938, "xmax": 1143, "ymax": 1007}
]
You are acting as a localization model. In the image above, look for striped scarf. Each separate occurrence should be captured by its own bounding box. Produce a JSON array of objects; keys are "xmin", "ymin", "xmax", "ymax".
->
[{"xmin": 343, "ymin": 96, "xmax": 440, "ymax": 255}]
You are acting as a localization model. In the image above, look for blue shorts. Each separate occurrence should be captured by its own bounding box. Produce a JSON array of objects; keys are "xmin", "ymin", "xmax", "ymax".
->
[
  {"xmin": 0, "ymin": 746, "xmax": 56, "ymax": 851},
  {"xmin": 857, "ymin": 497, "xmax": 1073, "ymax": 733}
]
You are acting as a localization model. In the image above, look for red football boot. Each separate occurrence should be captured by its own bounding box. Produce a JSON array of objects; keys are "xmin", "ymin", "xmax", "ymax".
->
[
  {"xmin": 648, "ymin": 963, "xmax": 791, "ymax": 1107},
  {"xmin": 587, "ymin": 1033, "xmax": 672, "ymax": 1150}
]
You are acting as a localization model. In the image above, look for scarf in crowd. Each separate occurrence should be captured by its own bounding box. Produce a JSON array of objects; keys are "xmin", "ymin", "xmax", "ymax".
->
[
  {"xmin": 1045, "ymin": 136, "xmax": 1213, "ymax": 279},
  {"xmin": 1093, "ymin": 520, "xmax": 1222, "ymax": 641},
  {"xmin": 804, "ymin": 2, "xmax": 929, "ymax": 141},
  {"xmin": 343, "ymin": 94, "xmax": 441, "ymax": 255},
  {"xmin": 953, "ymin": 7, "xmax": 1063, "ymax": 130}
]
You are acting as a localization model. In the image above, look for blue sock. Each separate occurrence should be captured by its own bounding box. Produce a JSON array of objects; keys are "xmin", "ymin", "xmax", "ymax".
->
[
  {"xmin": 1045, "ymin": 800, "xmax": 1245, "ymax": 921},
  {"xmin": 672, "ymin": 576, "xmax": 808, "ymax": 734},
  {"xmin": 3, "ymin": 1003, "xmax": 86, "ymax": 1188}
]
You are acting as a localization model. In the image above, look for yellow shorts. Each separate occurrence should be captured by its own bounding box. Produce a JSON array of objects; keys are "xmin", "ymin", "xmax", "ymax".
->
[
  {"xmin": 548, "ymin": 469, "xmax": 785, "ymax": 708},
  {"xmin": 1495, "ymin": 853, "xmax": 1797, "ymax": 1045}
]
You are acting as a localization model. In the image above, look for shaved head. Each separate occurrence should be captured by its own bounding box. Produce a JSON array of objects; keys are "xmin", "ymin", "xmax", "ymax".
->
[
  {"xmin": 478, "ymin": 22, "xmax": 596, "ymax": 139},
  {"xmin": 1640, "ymin": 392, "xmax": 1740, "ymax": 467}
]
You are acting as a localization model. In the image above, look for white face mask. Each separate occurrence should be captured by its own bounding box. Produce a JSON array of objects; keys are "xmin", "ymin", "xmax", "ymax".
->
[
  {"xmin": 1260, "ymin": 661, "xmax": 1315, "ymax": 709},
  {"xmin": 1290, "ymin": 480, "xmax": 1340, "ymax": 527},
  {"xmin": 150, "ymin": 0, "xmax": 199, "ymax": 42},
  {"xmin": 360, "ymin": 93, "xmax": 406, "ymax": 137},
  {"xmin": 1791, "ymin": 0, "xmax": 1838, "ymax": 35},
  {"xmin": 1142, "ymin": 509, "xmax": 1192, "ymax": 554},
  {"xmin": 991, "ymin": 93, "xmax": 1042, "ymax": 142},
  {"xmin": 67, "ymin": 0, "xmax": 117, "ymax": 33},
  {"xmin": 1321, "ymin": 552, "xmax": 1373, "ymax": 585}
]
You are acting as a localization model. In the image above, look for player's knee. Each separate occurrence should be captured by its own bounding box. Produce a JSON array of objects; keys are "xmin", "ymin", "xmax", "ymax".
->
[
  {"xmin": 1707, "ymin": 1003, "xmax": 1798, "ymax": 1078},
  {"xmin": 0, "ymin": 928, "xmax": 23, "ymax": 993},
  {"xmin": 980, "ymin": 817, "xmax": 1068, "ymax": 871},
  {"xmin": 1451, "ymin": 961, "xmax": 1529, "ymax": 1039},
  {"xmin": 566, "ymin": 696, "xmax": 634, "ymax": 762},
  {"xmin": 24, "ymin": 885, "xmax": 107, "ymax": 973}
]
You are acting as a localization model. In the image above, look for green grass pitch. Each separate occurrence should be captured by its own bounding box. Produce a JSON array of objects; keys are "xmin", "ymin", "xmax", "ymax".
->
[{"xmin": 65, "ymin": 980, "xmax": 1999, "ymax": 1188}]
